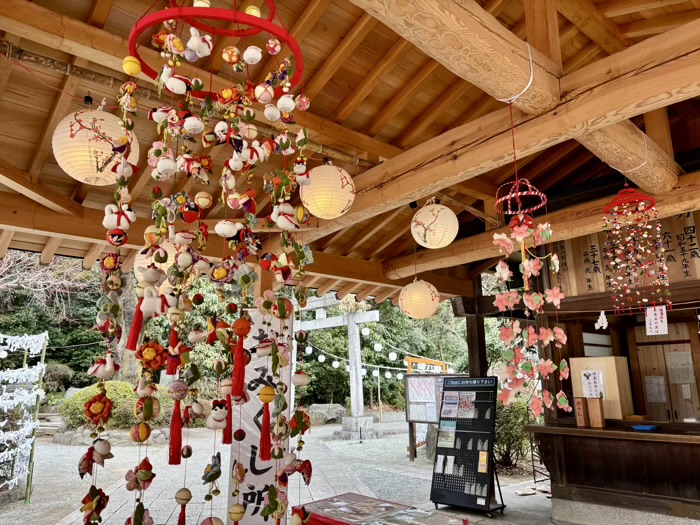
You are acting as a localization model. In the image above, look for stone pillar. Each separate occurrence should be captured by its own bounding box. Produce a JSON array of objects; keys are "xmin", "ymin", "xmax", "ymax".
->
[{"xmin": 347, "ymin": 312, "xmax": 364, "ymax": 417}]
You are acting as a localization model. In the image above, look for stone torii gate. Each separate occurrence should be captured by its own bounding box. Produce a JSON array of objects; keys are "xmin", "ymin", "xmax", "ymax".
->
[{"xmin": 298, "ymin": 295, "xmax": 379, "ymax": 437}]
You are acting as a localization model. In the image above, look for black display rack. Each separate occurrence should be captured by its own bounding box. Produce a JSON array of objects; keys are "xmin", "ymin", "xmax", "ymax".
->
[{"xmin": 430, "ymin": 376, "xmax": 505, "ymax": 515}]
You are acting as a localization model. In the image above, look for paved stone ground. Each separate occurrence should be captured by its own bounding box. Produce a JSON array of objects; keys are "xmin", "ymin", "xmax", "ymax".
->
[{"xmin": 0, "ymin": 417, "xmax": 557, "ymax": 525}]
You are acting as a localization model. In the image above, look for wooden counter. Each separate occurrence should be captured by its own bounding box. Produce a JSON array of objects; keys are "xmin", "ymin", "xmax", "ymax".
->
[{"xmin": 527, "ymin": 422, "xmax": 700, "ymax": 519}]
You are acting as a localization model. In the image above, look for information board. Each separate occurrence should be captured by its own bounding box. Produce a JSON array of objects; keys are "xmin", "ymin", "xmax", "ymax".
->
[
  {"xmin": 430, "ymin": 376, "xmax": 504, "ymax": 514},
  {"xmin": 405, "ymin": 374, "xmax": 444, "ymax": 424}
]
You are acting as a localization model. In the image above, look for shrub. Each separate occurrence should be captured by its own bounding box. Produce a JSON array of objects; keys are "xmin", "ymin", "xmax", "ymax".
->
[
  {"xmin": 493, "ymin": 399, "xmax": 530, "ymax": 468},
  {"xmin": 44, "ymin": 362, "xmax": 74, "ymax": 393},
  {"xmin": 61, "ymin": 381, "xmax": 174, "ymax": 430}
]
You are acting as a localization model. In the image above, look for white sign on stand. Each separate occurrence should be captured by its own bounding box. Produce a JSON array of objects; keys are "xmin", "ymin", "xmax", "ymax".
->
[
  {"xmin": 645, "ymin": 305, "xmax": 668, "ymax": 336},
  {"xmin": 581, "ymin": 370, "xmax": 605, "ymax": 399}
]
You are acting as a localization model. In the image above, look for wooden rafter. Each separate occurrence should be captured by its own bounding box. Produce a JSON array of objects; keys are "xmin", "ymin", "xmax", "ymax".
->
[
  {"xmin": 316, "ymin": 278, "xmax": 342, "ymax": 296},
  {"xmin": 349, "ymin": 0, "xmax": 561, "ymax": 114},
  {"xmin": 356, "ymin": 285, "xmax": 380, "ymax": 301},
  {"xmin": 557, "ymin": 0, "xmax": 632, "ymax": 54},
  {"xmin": 40, "ymin": 237, "xmax": 61, "ymax": 265},
  {"xmin": 336, "ymin": 282, "xmax": 358, "ymax": 299},
  {"xmin": 373, "ymin": 288, "xmax": 395, "ymax": 304},
  {"xmin": 363, "ymin": 216, "xmax": 411, "ymax": 261},
  {"xmin": 254, "ymin": 0, "xmax": 333, "ymax": 85},
  {"xmin": 337, "ymin": 208, "xmax": 404, "ymax": 256},
  {"xmin": 599, "ymin": 0, "xmax": 689, "ymax": 18},
  {"xmin": 0, "ymin": 159, "xmax": 83, "ymax": 215},
  {"xmin": 291, "ymin": 18, "xmax": 700, "ymax": 247},
  {"xmin": 0, "ymin": 0, "xmax": 399, "ymax": 160},
  {"xmin": 332, "ymin": 38, "xmax": 410, "ymax": 123},
  {"xmin": 524, "ymin": 0, "xmax": 562, "ymax": 69},
  {"xmin": 387, "ymin": 170, "xmax": 700, "ymax": 277},
  {"xmin": 121, "ymin": 248, "xmax": 137, "ymax": 273},
  {"xmin": 82, "ymin": 243, "xmax": 103, "ymax": 270},
  {"xmin": 365, "ymin": 60, "xmax": 441, "ymax": 137},
  {"xmin": 563, "ymin": 42, "xmax": 603, "ymax": 74},
  {"xmin": 394, "ymin": 79, "xmax": 471, "ymax": 148},
  {"xmin": 620, "ymin": 12, "xmax": 700, "ymax": 39},
  {"xmin": 0, "ymin": 230, "xmax": 13, "ymax": 258},
  {"xmin": 303, "ymin": 12, "xmax": 377, "ymax": 100},
  {"xmin": 451, "ymin": 179, "xmax": 499, "ymax": 202},
  {"xmin": 644, "ymin": 108, "xmax": 674, "ymax": 157},
  {"xmin": 0, "ymin": 34, "xmax": 20, "ymax": 101},
  {"xmin": 313, "ymin": 227, "xmax": 352, "ymax": 252}
]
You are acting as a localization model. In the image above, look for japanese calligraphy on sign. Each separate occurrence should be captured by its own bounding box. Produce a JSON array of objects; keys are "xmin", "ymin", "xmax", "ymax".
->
[
  {"xmin": 645, "ymin": 305, "xmax": 668, "ymax": 336},
  {"xmin": 552, "ymin": 213, "xmax": 700, "ymax": 297}
]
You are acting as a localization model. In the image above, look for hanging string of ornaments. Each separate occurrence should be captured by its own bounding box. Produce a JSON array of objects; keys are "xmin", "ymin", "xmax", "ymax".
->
[
  {"xmin": 489, "ymin": 62, "xmax": 571, "ymax": 418},
  {"xmin": 47, "ymin": 1, "xmax": 360, "ymax": 524},
  {"xmin": 602, "ymin": 187, "xmax": 671, "ymax": 314}
]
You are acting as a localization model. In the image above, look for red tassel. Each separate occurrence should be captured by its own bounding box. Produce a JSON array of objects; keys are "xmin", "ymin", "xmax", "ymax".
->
[
  {"xmin": 169, "ymin": 399, "xmax": 182, "ymax": 465},
  {"xmin": 178, "ymin": 504, "xmax": 186, "ymax": 525},
  {"xmin": 231, "ymin": 336, "xmax": 246, "ymax": 400},
  {"xmin": 259, "ymin": 402, "xmax": 271, "ymax": 461},
  {"xmin": 223, "ymin": 393, "xmax": 232, "ymax": 444},
  {"xmin": 126, "ymin": 298, "xmax": 144, "ymax": 351},
  {"xmin": 166, "ymin": 327, "xmax": 179, "ymax": 376}
]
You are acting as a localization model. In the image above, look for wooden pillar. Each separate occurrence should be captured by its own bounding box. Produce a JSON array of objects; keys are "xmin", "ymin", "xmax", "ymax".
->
[
  {"xmin": 467, "ymin": 276, "xmax": 488, "ymax": 377},
  {"xmin": 644, "ymin": 108, "xmax": 674, "ymax": 158}
]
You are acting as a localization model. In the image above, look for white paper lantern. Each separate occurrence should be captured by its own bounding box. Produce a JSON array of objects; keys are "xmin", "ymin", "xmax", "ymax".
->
[
  {"xmin": 318, "ymin": 354, "xmax": 326, "ymax": 363},
  {"xmin": 397, "ymin": 373, "xmax": 404, "ymax": 380},
  {"xmin": 399, "ymin": 280, "xmax": 440, "ymax": 319},
  {"xmin": 332, "ymin": 360, "xmax": 340, "ymax": 368},
  {"xmin": 410, "ymin": 203, "xmax": 459, "ymax": 249},
  {"xmin": 374, "ymin": 343, "xmax": 383, "ymax": 352},
  {"xmin": 52, "ymin": 109, "xmax": 139, "ymax": 186},
  {"xmin": 305, "ymin": 346, "xmax": 313, "ymax": 355},
  {"xmin": 361, "ymin": 368, "xmax": 367, "ymax": 376},
  {"xmin": 389, "ymin": 352, "xmax": 397, "ymax": 361},
  {"xmin": 361, "ymin": 327, "xmax": 370, "ymax": 337},
  {"xmin": 300, "ymin": 164, "xmax": 355, "ymax": 219},
  {"xmin": 385, "ymin": 371, "xmax": 392, "ymax": 379},
  {"xmin": 372, "ymin": 369, "xmax": 379, "ymax": 378}
]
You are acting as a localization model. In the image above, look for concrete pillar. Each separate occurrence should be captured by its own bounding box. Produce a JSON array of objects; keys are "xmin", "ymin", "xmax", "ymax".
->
[{"xmin": 347, "ymin": 312, "xmax": 364, "ymax": 417}]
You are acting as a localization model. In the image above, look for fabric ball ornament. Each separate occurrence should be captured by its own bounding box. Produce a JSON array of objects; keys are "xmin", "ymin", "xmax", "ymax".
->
[
  {"xmin": 264, "ymin": 104, "xmax": 281, "ymax": 122},
  {"xmin": 195, "ymin": 191, "xmax": 213, "ymax": 209},
  {"xmin": 175, "ymin": 487, "xmax": 192, "ymax": 505},
  {"xmin": 168, "ymin": 380, "xmax": 189, "ymax": 400},
  {"xmin": 243, "ymin": 46, "xmax": 262, "ymax": 64},
  {"xmin": 201, "ymin": 518, "xmax": 224, "ymax": 525},
  {"xmin": 271, "ymin": 298, "xmax": 293, "ymax": 319},
  {"xmin": 130, "ymin": 422, "xmax": 151, "ymax": 443},
  {"xmin": 229, "ymin": 503, "xmax": 246, "ymax": 523},
  {"xmin": 179, "ymin": 202, "xmax": 201, "ymax": 223},
  {"xmin": 410, "ymin": 203, "xmax": 459, "ymax": 249},
  {"xmin": 291, "ymin": 371, "xmax": 310, "ymax": 386},
  {"xmin": 221, "ymin": 46, "xmax": 241, "ymax": 65},
  {"xmin": 266, "ymin": 39, "xmax": 281, "ymax": 55},
  {"xmin": 244, "ymin": 5, "xmax": 261, "ymax": 16},
  {"xmin": 134, "ymin": 396, "xmax": 161, "ymax": 421},
  {"xmin": 294, "ymin": 205, "xmax": 310, "ymax": 224},
  {"xmin": 234, "ymin": 428, "xmax": 246, "ymax": 441},
  {"xmin": 192, "ymin": 293, "xmax": 204, "ymax": 305},
  {"xmin": 181, "ymin": 445, "xmax": 193, "ymax": 459},
  {"xmin": 300, "ymin": 164, "xmax": 355, "ymax": 220},
  {"xmin": 122, "ymin": 56, "xmax": 142, "ymax": 76},
  {"xmin": 277, "ymin": 95, "xmax": 296, "ymax": 113},
  {"xmin": 258, "ymin": 385, "xmax": 275, "ymax": 404},
  {"xmin": 399, "ymin": 280, "xmax": 440, "ymax": 319},
  {"xmin": 93, "ymin": 439, "xmax": 111, "ymax": 456},
  {"xmin": 255, "ymin": 84, "xmax": 274, "ymax": 104},
  {"xmin": 52, "ymin": 109, "xmax": 139, "ymax": 185},
  {"xmin": 106, "ymin": 228, "xmax": 128, "ymax": 247},
  {"xmin": 295, "ymin": 94, "xmax": 311, "ymax": 111}
]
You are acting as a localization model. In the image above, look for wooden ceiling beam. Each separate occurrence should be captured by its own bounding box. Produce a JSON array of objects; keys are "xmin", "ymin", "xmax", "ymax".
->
[
  {"xmin": 121, "ymin": 248, "xmax": 137, "ymax": 273},
  {"xmin": 308, "ymin": 251, "xmax": 472, "ymax": 297},
  {"xmin": 336, "ymin": 282, "xmax": 358, "ymax": 299},
  {"xmin": 40, "ymin": 236, "xmax": 61, "ymax": 265},
  {"xmin": 332, "ymin": 38, "xmax": 411, "ymax": 123},
  {"xmin": 373, "ymin": 288, "xmax": 395, "ymax": 304},
  {"xmin": 86, "ymin": 0, "xmax": 114, "ymax": 29},
  {"xmin": 467, "ymin": 257, "xmax": 501, "ymax": 279},
  {"xmin": 338, "ymin": 208, "xmax": 404, "ymax": 256},
  {"xmin": 82, "ymin": 243, "xmax": 103, "ymax": 270},
  {"xmin": 356, "ymin": 285, "xmax": 380, "ymax": 301},
  {"xmin": 0, "ymin": 0, "xmax": 398, "ymax": 160},
  {"xmin": 314, "ymin": 227, "xmax": 352, "ymax": 252},
  {"xmin": 620, "ymin": 11, "xmax": 700, "ymax": 39},
  {"xmin": 556, "ymin": 0, "xmax": 632, "ymax": 54},
  {"xmin": 303, "ymin": 12, "xmax": 378, "ymax": 100},
  {"xmin": 599, "ymin": 0, "xmax": 688, "ymax": 18},
  {"xmin": 394, "ymin": 79, "xmax": 471, "ymax": 148},
  {"xmin": 451, "ymin": 178, "xmax": 499, "ymax": 202},
  {"xmin": 254, "ymin": 0, "xmax": 333, "ymax": 85},
  {"xmin": 0, "ymin": 159, "xmax": 83, "ymax": 216},
  {"xmin": 365, "ymin": 60, "xmax": 441, "ymax": 137},
  {"xmin": 291, "ymin": 21, "xmax": 700, "ymax": 246},
  {"xmin": 316, "ymin": 278, "xmax": 343, "ymax": 296},
  {"xmin": 563, "ymin": 42, "xmax": 603, "ymax": 73},
  {"xmin": 525, "ymin": 0, "xmax": 562, "ymax": 69},
  {"xmin": 447, "ymin": 95, "xmax": 504, "ymax": 131},
  {"xmin": 349, "ymin": 0, "xmax": 561, "ymax": 115},
  {"xmin": 0, "ymin": 230, "xmax": 13, "ymax": 258},
  {"xmin": 363, "ymin": 216, "xmax": 411, "ymax": 261},
  {"xmin": 386, "ymin": 171, "xmax": 700, "ymax": 277},
  {"xmin": 644, "ymin": 107, "xmax": 674, "ymax": 157}
]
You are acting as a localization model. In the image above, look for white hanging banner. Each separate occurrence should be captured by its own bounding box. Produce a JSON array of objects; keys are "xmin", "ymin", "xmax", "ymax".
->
[
  {"xmin": 645, "ymin": 306, "xmax": 668, "ymax": 336},
  {"xmin": 227, "ymin": 311, "xmax": 292, "ymax": 525},
  {"xmin": 0, "ymin": 332, "xmax": 48, "ymax": 356}
]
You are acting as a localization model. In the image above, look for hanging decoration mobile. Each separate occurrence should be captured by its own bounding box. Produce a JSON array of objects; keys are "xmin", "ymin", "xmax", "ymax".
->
[
  {"xmin": 602, "ymin": 187, "xmax": 671, "ymax": 314},
  {"xmin": 491, "ymin": 59, "xmax": 570, "ymax": 418}
]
